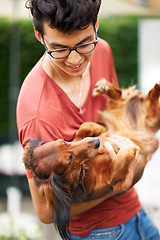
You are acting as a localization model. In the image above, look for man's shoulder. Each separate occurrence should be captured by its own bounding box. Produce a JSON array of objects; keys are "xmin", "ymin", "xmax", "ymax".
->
[
  {"xmin": 91, "ymin": 37, "xmax": 113, "ymax": 67},
  {"xmin": 92, "ymin": 37, "xmax": 112, "ymax": 61},
  {"xmin": 25, "ymin": 56, "xmax": 44, "ymax": 83},
  {"xmin": 96, "ymin": 37, "xmax": 112, "ymax": 52},
  {"xmin": 17, "ymin": 55, "xmax": 48, "ymax": 127}
]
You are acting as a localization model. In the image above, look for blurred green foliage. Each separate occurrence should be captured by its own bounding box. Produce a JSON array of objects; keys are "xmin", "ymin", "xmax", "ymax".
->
[
  {"xmin": 98, "ymin": 16, "xmax": 139, "ymax": 88},
  {"xmin": 0, "ymin": 16, "xmax": 145, "ymax": 143},
  {"xmin": 0, "ymin": 18, "xmax": 11, "ymax": 142},
  {"xmin": 0, "ymin": 18, "xmax": 44, "ymax": 143}
]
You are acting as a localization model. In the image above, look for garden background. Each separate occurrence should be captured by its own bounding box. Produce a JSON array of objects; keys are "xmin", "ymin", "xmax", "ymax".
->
[{"xmin": 0, "ymin": 0, "xmax": 160, "ymax": 239}]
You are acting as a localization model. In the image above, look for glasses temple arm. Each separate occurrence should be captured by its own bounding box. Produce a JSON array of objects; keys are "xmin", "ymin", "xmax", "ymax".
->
[{"xmin": 40, "ymin": 33, "xmax": 48, "ymax": 51}]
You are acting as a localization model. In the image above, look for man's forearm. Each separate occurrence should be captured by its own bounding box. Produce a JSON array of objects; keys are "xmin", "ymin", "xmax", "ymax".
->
[{"xmin": 71, "ymin": 188, "xmax": 123, "ymax": 217}]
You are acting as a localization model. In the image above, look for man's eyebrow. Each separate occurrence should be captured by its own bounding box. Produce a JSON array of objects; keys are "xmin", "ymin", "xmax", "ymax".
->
[
  {"xmin": 49, "ymin": 34, "xmax": 93, "ymax": 48},
  {"xmin": 76, "ymin": 34, "xmax": 93, "ymax": 46}
]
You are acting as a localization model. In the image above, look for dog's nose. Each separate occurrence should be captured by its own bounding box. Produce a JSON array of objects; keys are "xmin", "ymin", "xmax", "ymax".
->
[{"xmin": 93, "ymin": 138, "xmax": 100, "ymax": 149}]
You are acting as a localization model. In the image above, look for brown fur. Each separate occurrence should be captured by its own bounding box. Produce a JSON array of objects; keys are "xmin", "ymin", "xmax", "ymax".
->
[{"xmin": 23, "ymin": 79, "xmax": 160, "ymax": 240}]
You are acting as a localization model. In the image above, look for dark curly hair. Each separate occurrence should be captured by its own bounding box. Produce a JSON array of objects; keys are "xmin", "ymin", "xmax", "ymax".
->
[{"xmin": 26, "ymin": 0, "xmax": 101, "ymax": 34}]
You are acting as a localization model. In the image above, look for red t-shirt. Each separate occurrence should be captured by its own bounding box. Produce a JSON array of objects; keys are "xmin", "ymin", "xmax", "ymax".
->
[{"xmin": 16, "ymin": 38, "xmax": 141, "ymax": 237}]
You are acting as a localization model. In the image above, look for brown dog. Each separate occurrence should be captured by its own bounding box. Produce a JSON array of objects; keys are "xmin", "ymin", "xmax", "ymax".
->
[{"xmin": 23, "ymin": 79, "xmax": 160, "ymax": 240}]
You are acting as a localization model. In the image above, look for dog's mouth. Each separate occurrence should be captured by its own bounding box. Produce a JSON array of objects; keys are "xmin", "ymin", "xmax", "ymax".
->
[
  {"xmin": 84, "ymin": 137, "xmax": 100, "ymax": 159},
  {"xmin": 68, "ymin": 137, "xmax": 100, "ymax": 167}
]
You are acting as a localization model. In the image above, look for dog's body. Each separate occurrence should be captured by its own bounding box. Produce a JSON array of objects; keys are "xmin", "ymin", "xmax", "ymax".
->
[{"xmin": 23, "ymin": 79, "xmax": 160, "ymax": 240}]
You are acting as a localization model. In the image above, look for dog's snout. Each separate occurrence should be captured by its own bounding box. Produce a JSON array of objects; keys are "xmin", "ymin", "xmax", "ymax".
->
[{"xmin": 93, "ymin": 138, "xmax": 100, "ymax": 149}]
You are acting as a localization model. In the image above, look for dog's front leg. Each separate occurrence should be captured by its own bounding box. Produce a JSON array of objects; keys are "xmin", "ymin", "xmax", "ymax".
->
[
  {"xmin": 106, "ymin": 144, "xmax": 139, "ymax": 191},
  {"xmin": 92, "ymin": 78, "xmax": 122, "ymax": 99},
  {"xmin": 74, "ymin": 122, "xmax": 106, "ymax": 141}
]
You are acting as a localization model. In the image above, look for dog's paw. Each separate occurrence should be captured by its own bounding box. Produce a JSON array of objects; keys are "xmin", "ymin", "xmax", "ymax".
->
[
  {"xmin": 74, "ymin": 122, "xmax": 106, "ymax": 140},
  {"xmin": 106, "ymin": 144, "xmax": 139, "ymax": 185},
  {"xmin": 92, "ymin": 78, "xmax": 122, "ymax": 99},
  {"xmin": 92, "ymin": 78, "xmax": 110, "ymax": 96}
]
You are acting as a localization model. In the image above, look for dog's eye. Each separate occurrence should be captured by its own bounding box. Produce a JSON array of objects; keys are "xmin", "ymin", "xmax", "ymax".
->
[
  {"xmin": 63, "ymin": 140, "xmax": 68, "ymax": 145},
  {"xmin": 69, "ymin": 155, "xmax": 73, "ymax": 164}
]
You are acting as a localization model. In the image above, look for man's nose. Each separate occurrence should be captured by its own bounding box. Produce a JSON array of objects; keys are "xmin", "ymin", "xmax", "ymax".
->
[{"xmin": 67, "ymin": 50, "xmax": 82, "ymax": 65}]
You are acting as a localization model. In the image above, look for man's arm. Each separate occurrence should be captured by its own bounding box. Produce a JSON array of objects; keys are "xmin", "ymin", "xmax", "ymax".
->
[
  {"xmin": 28, "ymin": 177, "xmax": 115, "ymax": 223},
  {"xmin": 28, "ymin": 177, "xmax": 128, "ymax": 223}
]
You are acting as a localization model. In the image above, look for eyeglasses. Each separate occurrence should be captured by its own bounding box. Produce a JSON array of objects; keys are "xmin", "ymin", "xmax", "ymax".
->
[{"xmin": 40, "ymin": 26, "xmax": 98, "ymax": 59}]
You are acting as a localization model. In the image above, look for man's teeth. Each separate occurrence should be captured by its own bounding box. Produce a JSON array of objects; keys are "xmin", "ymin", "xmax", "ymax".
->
[{"xmin": 72, "ymin": 64, "xmax": 81, "ymax": 68}]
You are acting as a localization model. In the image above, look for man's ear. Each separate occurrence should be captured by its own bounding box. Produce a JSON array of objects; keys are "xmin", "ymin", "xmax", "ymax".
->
[
  {"xmin": 95, "ymin": 19, "xmax": 99, "ymax": 32},
  {"xmin": 34, "ymin": 28, "xmax": 43, "ymax": 44}
]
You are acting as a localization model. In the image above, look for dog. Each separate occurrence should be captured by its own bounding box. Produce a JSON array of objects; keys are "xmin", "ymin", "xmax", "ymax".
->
[{"xmin": 23, "ymin": 79, "xmax": 160, "ymax": 240}]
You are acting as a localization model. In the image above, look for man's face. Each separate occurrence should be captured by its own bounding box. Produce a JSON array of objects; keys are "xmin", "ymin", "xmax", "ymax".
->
[{"xmin": 42, "ymin": 22, "xmax": 97, "ymax": 77}]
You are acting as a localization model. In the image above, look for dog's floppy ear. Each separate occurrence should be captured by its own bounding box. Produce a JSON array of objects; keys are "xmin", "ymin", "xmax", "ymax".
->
[
  {"xmin": 49, "ymin": 173, "xmax": 72, "ymax": 240},
  {"xmin": 38, "ymin": 173, "xmax": 72, "ymax": 240},
  {"xmin": 23, "ymin": 138, "xmax": 44, "ymax": 169}
]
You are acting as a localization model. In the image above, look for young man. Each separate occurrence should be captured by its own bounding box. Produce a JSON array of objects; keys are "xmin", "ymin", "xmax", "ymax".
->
[{"xmin": 16, "ymin": 0, "xmax": 160, "ymax": 239}]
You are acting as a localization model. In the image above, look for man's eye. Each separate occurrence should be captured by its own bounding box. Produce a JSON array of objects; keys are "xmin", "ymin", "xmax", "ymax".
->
[{"xmin": 79, "ymin": 44, "xmax": 88, "ymax": 49}]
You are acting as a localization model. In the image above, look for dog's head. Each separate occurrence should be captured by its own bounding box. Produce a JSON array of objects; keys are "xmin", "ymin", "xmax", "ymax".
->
[{"xmin": 23, "ymin": 137, "xmax": 100, "ymax": 180}]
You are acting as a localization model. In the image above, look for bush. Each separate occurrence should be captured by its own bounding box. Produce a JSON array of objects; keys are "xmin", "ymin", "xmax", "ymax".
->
[
  {"xmin": 98, "ymin": 16, "xmax": 139, "ymax": 88},
  {"xmin": 0, "ymin": 18, "xmax": 44, "ymax": 144},
  {"xmin": 0, "ymin": 18, "xmax": 11, "ymax": 142}
]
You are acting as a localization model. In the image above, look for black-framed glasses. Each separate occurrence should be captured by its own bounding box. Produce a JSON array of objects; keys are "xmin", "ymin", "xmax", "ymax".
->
[{"xmin": 40, "ymin": 26, "xmax": 98, "ymax": 59}]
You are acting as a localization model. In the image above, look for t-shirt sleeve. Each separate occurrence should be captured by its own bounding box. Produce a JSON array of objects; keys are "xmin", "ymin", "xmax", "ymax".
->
[
  {"xmin": 19, "ymin": 118, "xmax": 64, "ymax": 178},
  {"xmin": 19, "ymin": 117, "xmax": 63, "ymax": 148}
]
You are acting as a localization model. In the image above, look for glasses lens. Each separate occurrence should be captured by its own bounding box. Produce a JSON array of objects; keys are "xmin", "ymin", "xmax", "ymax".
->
[
  {"xmin": 49, "ymin": 42, "xmax": 97, "ymax": 59},
  {"xmin": 50, "ymin": 49, "xmax": 70, "ymax": 59},
  {"xmin": 77, "ymin": 43, "xmax": 96, "ymax": 54}
]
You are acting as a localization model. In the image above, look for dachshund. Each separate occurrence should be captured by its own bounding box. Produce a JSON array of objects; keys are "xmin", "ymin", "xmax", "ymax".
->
[{"xmin": 23, "ymin": 79, "xmax": 160, "ymax": 240}]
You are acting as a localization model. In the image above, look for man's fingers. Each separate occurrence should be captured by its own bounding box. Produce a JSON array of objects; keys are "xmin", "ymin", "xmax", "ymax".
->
[
  {"xmin": 104, "ymin": 142, "xmax": 116, "ymax": 159},
  {"xmin": 104, "ymin": 135, "xmax": 134, "ymax": 160},
  {"xmin": 107, "ymin": 135, "xmax": 133, "ymax": 149}
]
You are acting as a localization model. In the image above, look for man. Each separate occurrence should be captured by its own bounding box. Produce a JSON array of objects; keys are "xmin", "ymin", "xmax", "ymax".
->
[{"xmin": 16, "ymin": 0, "xmax": 160, "ymax": 239}]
